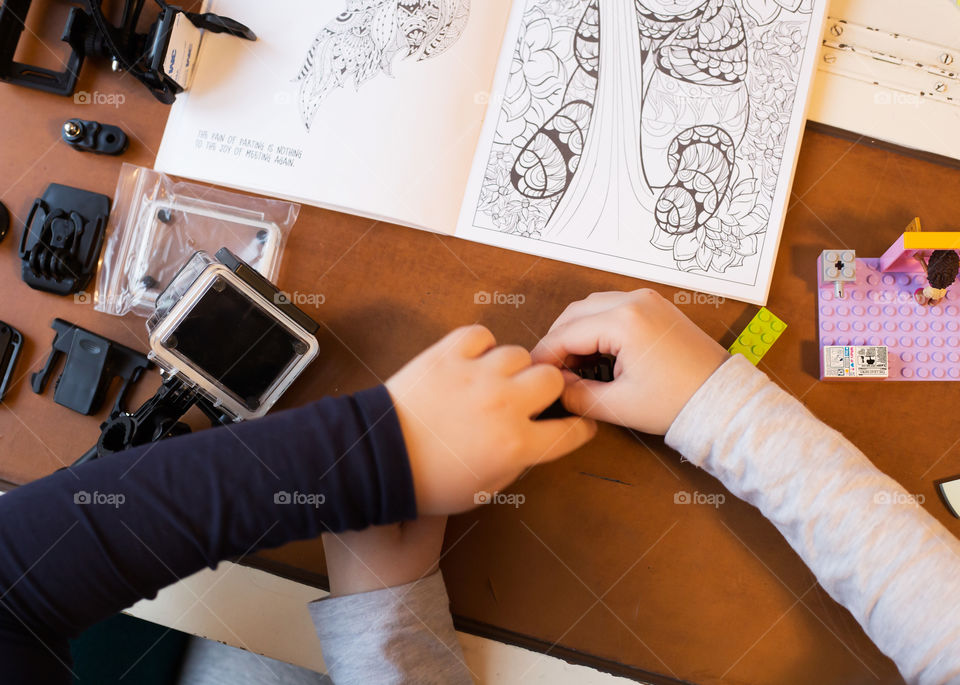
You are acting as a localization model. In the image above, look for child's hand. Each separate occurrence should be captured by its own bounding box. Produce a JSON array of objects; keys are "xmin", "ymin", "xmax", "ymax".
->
[
  {"xmin": 530, "ymin": 290, "xmax": 729, "ymax": 435},
  {"xmin": 386, "ymin": 325, "xmax": 597, "ymax": 515}
]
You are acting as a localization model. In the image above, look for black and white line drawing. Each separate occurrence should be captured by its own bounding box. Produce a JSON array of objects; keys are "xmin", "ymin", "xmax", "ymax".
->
[
  {"xmin": 474, "ymin": 0, "xmax": 814, "ymax": 278},
  {"xmin": 295, "ymin": 0, "xmax": 471, "ymax": 131}
]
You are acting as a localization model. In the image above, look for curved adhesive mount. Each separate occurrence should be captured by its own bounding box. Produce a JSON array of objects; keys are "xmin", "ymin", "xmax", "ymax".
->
[
  {"xmin": 61, "ymin": 118, "xmax": 128, "ymax": 155},
  {"xmin": 18, "ymin": 183, "xmax": 110, "ymax": 295}
]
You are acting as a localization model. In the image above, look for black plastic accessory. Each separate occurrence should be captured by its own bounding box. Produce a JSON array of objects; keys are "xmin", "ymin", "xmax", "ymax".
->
[
  {"xmin": 538, "ymin": 355, "xmax": 616, "ymax": 421},
  {"xmin": 32, "ymin": 318, "xmax": 151, "ymax": 416},
  {"xmin": 0, "ymin": 321, "xmax": 22, "ymax": 402},
  {"xmin": 74, "ymin": 376, "xmax": 232, "ymax": 466},
  {"xmin": 0, "ymin": 0, "xmax": 255, "ymax": 103},
  {"xmin": 0, "ymin": 0, "xmax": 86, "ymax": 95},
  {"xmin": 0, "ymin": 199, "xmax": 8, "ymax": 244},
  {"xmin": 73, "ymin": 378, "xmax": 233, "ymax": 466},
  {"xmin": 19, "ymin": 183, "xmax": 110, "ymax": 295},
  {"xmin": 75, "ymin": 248, "xmax": 321, "ymax": 466},
  {"xmin": 62, "ymin": 118, "xmax": 128, "ymax": 155}
]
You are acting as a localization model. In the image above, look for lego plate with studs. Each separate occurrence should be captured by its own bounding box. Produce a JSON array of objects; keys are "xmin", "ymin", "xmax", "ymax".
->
[{"xmin": 817, "ymin": 258, "xmax": 960, "ymax": 380}]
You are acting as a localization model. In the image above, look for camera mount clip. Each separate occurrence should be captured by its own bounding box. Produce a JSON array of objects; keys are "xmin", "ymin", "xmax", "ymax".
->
[{"xmin": 0, "ymin": 0, "xmax": 255, "ymax": 102}]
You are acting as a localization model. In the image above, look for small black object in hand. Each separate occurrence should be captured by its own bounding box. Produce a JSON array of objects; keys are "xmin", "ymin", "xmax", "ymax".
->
[{"xmin": 538, "ymin": 354, "xmax": 616, "ymax": 420}]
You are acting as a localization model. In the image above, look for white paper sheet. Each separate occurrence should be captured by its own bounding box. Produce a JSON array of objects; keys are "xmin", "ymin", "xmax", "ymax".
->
[
  {"xmin": 455, "ymin": 0, "xmax": 829, "ymax": 304},
  {"xmin": 155, "ymin": 0, "xmax": 514, "ymax": 233}
]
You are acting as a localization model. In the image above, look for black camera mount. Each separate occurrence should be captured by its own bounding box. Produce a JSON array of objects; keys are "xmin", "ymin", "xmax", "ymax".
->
[{"xmin": 0, "ymin": 0, "xmax": 255, "ymax": 103}]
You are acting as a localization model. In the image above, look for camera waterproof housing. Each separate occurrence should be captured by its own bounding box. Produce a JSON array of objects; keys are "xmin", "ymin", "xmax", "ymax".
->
[
  {"xmin": 75, "ymin": 248, "xmax": 319, "ymax": 465},
  {"xmin": 147, "ymin": 248, "xmax": 319, "ymax": 421}
]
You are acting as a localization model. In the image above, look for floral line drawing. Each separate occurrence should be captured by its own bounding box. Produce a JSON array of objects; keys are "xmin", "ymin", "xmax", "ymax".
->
[
  {"xmin": 295, "ymin": 0, "xmax": 471, "ymax": 131},
  {"xmin": 474, "ymin": 0, "xmax": 816, "ymax": 278}
]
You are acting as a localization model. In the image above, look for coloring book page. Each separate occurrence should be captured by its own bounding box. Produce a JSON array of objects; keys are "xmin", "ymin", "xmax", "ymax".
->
[
  {"xmin": 455, "ymin": 0, "xmax": 828, "ymax": 304},
  {"xmin": 156, "ymin": 0, "xmax": 513, "ymax": 232}
]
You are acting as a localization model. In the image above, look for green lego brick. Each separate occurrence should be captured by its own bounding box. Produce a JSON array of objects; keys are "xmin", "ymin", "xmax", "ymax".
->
[{"xmin": 728, "ymin": 307, "xmax": 787, "ymax": 365}]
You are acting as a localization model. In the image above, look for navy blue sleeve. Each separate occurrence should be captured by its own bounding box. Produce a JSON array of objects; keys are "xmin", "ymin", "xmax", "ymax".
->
[{"xmin": 0, "ymin": 385, "xmax": 417, "ymax": 684}]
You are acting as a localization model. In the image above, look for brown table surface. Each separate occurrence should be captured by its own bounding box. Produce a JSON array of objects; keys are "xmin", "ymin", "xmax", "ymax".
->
[{"xmin": 3, "ymin": 38, "xmax": 960, "ymax": 685}]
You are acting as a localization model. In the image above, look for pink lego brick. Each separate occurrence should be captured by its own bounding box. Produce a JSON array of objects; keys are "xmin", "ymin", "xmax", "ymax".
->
[
  {"xmin": 879, "ymin": 232, "xmax": 960, "ymax": 273},
  {"xmin": 817, "ymin": 258, "xmax": 960, "ymax": 381},
  {"xmin": 879, "ymin": 234, "xmax": 923, "ymax": 273}
]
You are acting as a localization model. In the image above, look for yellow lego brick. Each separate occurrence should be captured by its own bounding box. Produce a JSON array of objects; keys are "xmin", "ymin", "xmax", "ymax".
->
[{"xmin": 728, "ymin": 307, "xmax": 787, "ymax": 365}]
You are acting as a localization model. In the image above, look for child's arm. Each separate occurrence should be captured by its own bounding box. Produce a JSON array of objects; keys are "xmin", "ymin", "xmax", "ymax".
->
[
  {"xmin": 0, "ymin": 386, "xmax": 416, "ymax": 685},
  {"xmin": 0, "ymin": 325, "xmax": 594, "ymax": 684},
  {"xmin": 310, "ymin": 518, "xmax": 472, "ymax": 685},
  {"xmin": 532, "ymin": 290, "xmax": 960, "ymax": 685}
]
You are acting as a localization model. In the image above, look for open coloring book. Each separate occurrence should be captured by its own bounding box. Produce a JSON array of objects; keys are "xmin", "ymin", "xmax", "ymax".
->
[{"xmin": 156, "ymin": 0, "xmax": 828, "ymax": 304}]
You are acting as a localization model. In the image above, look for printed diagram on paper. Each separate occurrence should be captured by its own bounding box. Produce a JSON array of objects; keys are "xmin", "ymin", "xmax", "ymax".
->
[
  {"xmin": 461, "ymin": 0, "xmax": 822, "ymax": 299},
  {"xmin": 295, "ymin": 0, "xmax": 472, "ymax": 130}
]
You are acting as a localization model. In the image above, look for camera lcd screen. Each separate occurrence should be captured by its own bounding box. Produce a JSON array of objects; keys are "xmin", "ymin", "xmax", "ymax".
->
[{"xmin": 170, "ymin": 281, "xmax": 299, "ymax": 407}]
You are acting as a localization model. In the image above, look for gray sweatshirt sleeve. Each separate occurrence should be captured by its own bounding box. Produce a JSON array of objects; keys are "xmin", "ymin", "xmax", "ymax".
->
[
  {"xmin": 665, "ymin": 355, "xmax": 960, "ymax": 684},
  {"xmin": 308, "ymin": 571, "xmax": 472, "ymax": 685}
]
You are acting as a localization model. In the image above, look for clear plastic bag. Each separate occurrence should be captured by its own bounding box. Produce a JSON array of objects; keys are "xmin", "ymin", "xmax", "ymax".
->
[{"xmin": 95, "ymin": 164, "xmax": 299, "ymax": 317}]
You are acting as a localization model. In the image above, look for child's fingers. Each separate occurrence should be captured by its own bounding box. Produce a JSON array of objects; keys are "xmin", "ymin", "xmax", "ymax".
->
[
  {"xmin": 481, "ymin": 345, "xmax": 532, "ymax": 375},
  {"xmin": 528, "ymin": 415, "xmax": 598, "ymax": 464},
  {"xmin": 547, "ymin": 291, "xmax": 634, "ymax": 334},
  {"xmin": 511, "ymin": 364, "xmax": 564, "ymax": 414},
  {"xmin": 531, "ymin": 313, "xmax": 619, "ymax": 367},
  {"xmin": 441, "ymin": 325, "xmax": 497, "ymax": 358},
  {"xmin": 561, "ymin": 378, "xmax": 624, "ymax": 425}
]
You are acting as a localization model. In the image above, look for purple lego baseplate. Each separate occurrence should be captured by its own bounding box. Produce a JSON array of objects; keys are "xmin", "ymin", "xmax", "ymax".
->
[{"xmin": 817, "ymin": 258, "xmax": 960, "ymax": 380}]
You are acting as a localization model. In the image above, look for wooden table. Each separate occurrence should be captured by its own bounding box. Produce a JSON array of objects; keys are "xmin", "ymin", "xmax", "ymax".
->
[{"xmin": 3, "ymin": 45, "xmax": 959, "ymax": 685}]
